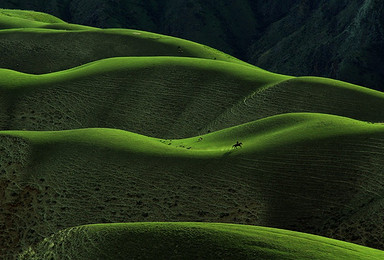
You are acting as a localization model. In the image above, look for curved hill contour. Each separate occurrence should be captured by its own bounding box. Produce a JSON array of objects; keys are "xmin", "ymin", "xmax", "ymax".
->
[
  {"xmin": 1, "ymin": 57, "xmax": 384, "ymax": 138},
  {"xmin": 0, "ymin": 8, "xmax": 64, "ymax": 24},
  {"xmin": 1, "ymin": 56, "xmax": 288, "ymax": 137},
  {"xmin": 0, "ymin": 27, "xmax": 250, "ymax": 74},
  {"xmin": 19, "ymin": 223, "xmax": 384, "ymax": 260},
  {"xmin": 2, "ymin": 113, "xmax": 384, "ymax": 256}
]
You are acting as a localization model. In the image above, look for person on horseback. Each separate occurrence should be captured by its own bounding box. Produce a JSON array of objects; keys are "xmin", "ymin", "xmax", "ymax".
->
[{"xmin": 232, "ymin": 141, "xmax": 243, "ymax": 148}]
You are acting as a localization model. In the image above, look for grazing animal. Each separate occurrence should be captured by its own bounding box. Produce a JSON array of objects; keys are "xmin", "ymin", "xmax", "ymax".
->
[{"xmin": 232, "ymin": 141, "xmax": 243, "ymax": 148}]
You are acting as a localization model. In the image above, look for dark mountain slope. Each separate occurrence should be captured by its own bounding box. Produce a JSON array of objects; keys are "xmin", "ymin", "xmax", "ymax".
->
[
  {"xmin": 1, "ymin": 0, "xmax": 383, "ymax": 90},
  {"xmin": 249, "ymin": 0, "xmax": 384, "ymax": 91}
]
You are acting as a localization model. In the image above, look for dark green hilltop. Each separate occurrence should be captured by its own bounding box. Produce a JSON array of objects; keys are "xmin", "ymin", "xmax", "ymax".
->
[{"xmin": 1, "ymin": 8, "xmax": 384, "ymax": 260}]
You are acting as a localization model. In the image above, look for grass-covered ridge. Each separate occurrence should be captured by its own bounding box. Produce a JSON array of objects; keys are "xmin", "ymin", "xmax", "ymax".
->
[
  {"xmin": 0, "ymin": 27, "xmax": 250, "ymax": 74},
  {"xmin": 19, "ymin": 222, "xmax": 384, "ymax": 260},
  {"xmin": 0, "ymin": 56, "xmax": 384, "ymax": 138},
  {"xmin": 0, "ymin": 8, "xmax": 251, "ymax": 73},
  {"xmin": 1, "ymin": 113, "xmax": 383, "ymax": 157},
  {"xmin": 2, "ymin": 113, "xmax": 384, "ymax": 256},
  {"xmin": 0, "ymin": 8, "xmax": 64, "ymax": 24},
  {"xmin": 0, "ymin": 56, "xmax": 289, "ymax": 137}
]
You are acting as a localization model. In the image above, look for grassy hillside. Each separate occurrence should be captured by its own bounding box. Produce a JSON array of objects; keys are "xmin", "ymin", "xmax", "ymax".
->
[
  {"xmin": 19, "ymin": 223, "xmax": 384, "ymax": 260},
  {"xmin": 0, "ymin": 8, "xmax": 64, "ymax": 24},
  {"xmin": 1, "ymin": 8, "xmax": 384, "ymax": 259},
  {"xmin": 1, "ymin": 1, "xmax": 383, "ymax": 91},
  {"xmin": 206, "ymin": 76, "xmax": 384, "ymax": 133},
  {"xmin": 0, "ymin": 9, "xmax": 95, "ymax": 30},
  {"xmin": 1, "ymin": 56, "xmax": 288, "ymax": 138},
  {"xmin": 0, "ymin": 26, "xmax": 250, "ymax": 74},
  {"xmin": 0, "ymin": 57, "xmax": 384, "ymax": 138},
  {"xmin": 2, "ymin": 113, "xmax": 384, "ymax": 256}
]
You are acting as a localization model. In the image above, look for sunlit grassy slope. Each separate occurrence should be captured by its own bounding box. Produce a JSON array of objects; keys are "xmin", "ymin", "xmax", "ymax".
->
[
  {"xmin": 0, "ymin": 8, "xmax": 106, "ymax": 31},
  {"xmin": 2, "ymin": 8, "xmax": 384, "ymax": 259},
  {"xmin": 0, "ymin": 16, "xmax": 251, "ymax": 74},
  {"xmin": 2, "ymin": 113, "xmax": 384, "ymax": 257},
  {"xmin": 1, "ymin": 57, "xmax": 384, "ymax": 138},
  {"xmin": 0, "ymin": 8, "xmax": 65, "ymax": 25},
  {"xmin": 19, "ymin": 223, "xmax": 384, "ymax": 260}
]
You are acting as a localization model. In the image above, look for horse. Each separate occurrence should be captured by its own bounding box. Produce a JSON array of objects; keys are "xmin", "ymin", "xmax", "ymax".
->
[{"xmin": 232, "ymin": 141, "xmax": 243, "ymax": 148}]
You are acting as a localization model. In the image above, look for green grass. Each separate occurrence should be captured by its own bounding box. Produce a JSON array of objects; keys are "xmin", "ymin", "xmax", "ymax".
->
[
  {"xmin": 2, "ymin": 113, "xmax": 384, "ymax": 257},
  {"xmin": 0, "ymin": 9, "xmax": 65, "ymax": 24},
  {"xmin": 0, "ymin": 56, "xmax": 384, "ymax": 139},
  {"xmin": 1, "ymin": 113, "xmax": 382, "ymax": 157},
  {"xmin": 0, "ymin": 8, "xmax": 98, "ymax": 31},
  {"xmin": 0, "ymin": 56, "xmax": 290, "ymax": 138},
  {"xmin": 19, "ymin": 222, "xmax": 384, "ymax": 260},
  {"xmin": 0, "ymin": 8, "xmax": 112, "ymax": 30},
  {"xmin": 0, "ymin": 8, "xmax": 252, "ymax": 73},
  {"xmin": 0, "ymin": 27, "xmax": 251, "ymax": 74},
  {"xmin": 1, "ymin": 8, "xmax": 384, "ymax": 259}
]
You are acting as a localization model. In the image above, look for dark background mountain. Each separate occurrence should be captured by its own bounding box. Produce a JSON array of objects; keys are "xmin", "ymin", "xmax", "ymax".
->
[{"xmin": 1, "ymin": 0, "xmax": 383, "ymax": 91}]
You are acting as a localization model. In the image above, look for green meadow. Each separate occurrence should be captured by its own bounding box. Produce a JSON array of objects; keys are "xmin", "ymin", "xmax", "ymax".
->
[
  {"xmin": 1, "ymin": 9, "xmax": 384, "ymax": 259},
  {"xmin": 19, "ymin": 223, "xmax": 384, "ymax": 260},
  {"xmin": 1, "ymin": 57, "xmax": 384, "ymax": 138}
]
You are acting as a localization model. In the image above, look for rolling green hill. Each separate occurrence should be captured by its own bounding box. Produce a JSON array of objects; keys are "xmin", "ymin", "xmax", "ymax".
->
[
  {"xmin": 1, "ymin": 1, "xmax": 383, "ymax": 91},
  {"xmin": 0, "ymin": 9, "xmax": 94, "ymax": 30},
  {"xmin": 0, "ymin": 21, "xmax": 250, "ymax": 74},
  {"xmin": 1, "ymin": 8, "xmax": 384, "ymax": 259},
  {"xmin": 0, "ymin": 8, "xmax": 64, "ymax": 24},
  {"xmin": 18, "ymin": 223, "xmax": 384, "ymax": 260},
  {"xmin": 2, "ymin": 113, "xmax": 384, "ymax": 257},
  {"xmin": 1, "ymin": 57, "xmax": 384, "ymax": 139}
]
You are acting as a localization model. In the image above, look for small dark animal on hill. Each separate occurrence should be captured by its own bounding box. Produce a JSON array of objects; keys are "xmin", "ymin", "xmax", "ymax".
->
[{"xmin": 232, "ymin": 141, "xmax": 243, "ymax": 148}]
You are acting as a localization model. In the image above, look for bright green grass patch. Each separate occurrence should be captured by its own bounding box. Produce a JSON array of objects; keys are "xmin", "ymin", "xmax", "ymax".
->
[
  {"xmin": 0, "ymin": 14, "xmax": 54, "ymax": 29},
  {"xmin": 19, "ymin": 222, "xmax": 384, "ymax": 260},
  {"xmin": 1, "ymin": 113, "xmax": 383, "ymax": 158},
  {"xmin": 0, "ymin": 9, "xmax": 102, "ymax": 30},
  {"xmin": 0, "ymin": 9, "xmax": 64, "ymax": 24},
  {"xmin": 0, "ymin": 15, "xmax": 94, "ymax": 30},
  {"xmin": 0, "ymin": 9, "xmax": 92, "ymax": 31}
]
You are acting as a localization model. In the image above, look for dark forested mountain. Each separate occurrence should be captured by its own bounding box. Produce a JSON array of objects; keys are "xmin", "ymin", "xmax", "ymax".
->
[{"xmin": 1, "ymin": 0, "xmax": 383, "ymax": 90}]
